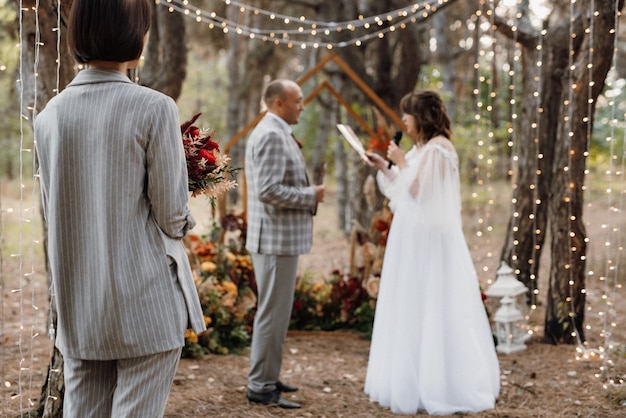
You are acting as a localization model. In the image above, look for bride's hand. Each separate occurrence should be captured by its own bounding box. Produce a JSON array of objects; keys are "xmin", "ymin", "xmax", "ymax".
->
[
  {"xmin": 365, "ymin": 152, "xmax": 387, "ymax": 170},
  {"xmin": 387, "ymin": 141, "xmax": 406, "ymax": 168}
]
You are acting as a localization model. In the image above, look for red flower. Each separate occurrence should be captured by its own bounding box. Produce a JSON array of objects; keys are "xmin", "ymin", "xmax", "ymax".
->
[
  {"xmin": 181, "ymin": 113, "xmax": 201, "ymax": 135},
  {"xmin": 293, "ymin": 300, "xmax": 304, "ymax": 312},
  {"xmin": 203, "ymin": 139, "xmax": 220, "ymax": 152},
  {"xmin": 197, "ymin": 149, "xmax": 217, "ymax": 165},
  {"xmin": 181, "ymin": 113, "xmax": 239, "ymax": 198}
]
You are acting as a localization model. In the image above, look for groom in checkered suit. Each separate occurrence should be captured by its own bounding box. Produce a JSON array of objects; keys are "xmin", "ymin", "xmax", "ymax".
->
[{"xmin": 244, "ymin": 79, "xmax": 325, "ymax": 409}]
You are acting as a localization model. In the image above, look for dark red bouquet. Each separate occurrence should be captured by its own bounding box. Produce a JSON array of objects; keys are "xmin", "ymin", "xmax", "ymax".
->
[{"xmin": 181, "ymin": 113, "xmax": 239, "ymax": 199}]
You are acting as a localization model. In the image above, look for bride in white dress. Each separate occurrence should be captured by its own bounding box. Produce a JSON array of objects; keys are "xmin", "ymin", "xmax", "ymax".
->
[{"xmin": 364, "ymin": 90, "xmax": 500, "ymax": 415}]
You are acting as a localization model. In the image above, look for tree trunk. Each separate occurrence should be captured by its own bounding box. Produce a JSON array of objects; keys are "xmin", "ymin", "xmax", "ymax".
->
[
  {"xmin": 498, "ymin": 1, "xmax": 569, "ymax": 306},
  {"xmin": 545, "ymin": 0, "xmax": 622, "ymax": 344},
  {"xmin": 15, "ymin": 1, "xmax": 73, "ymax": 415},
  {"xmin": 140, "ymin": 3, "xmax": 187, "ymax": 100},
  {"xmin": 16, "ymin": 0, "xmax": 74, "ymax": 115},
  {"xmin": 496, "ymin": 0, "xmax": 624, "ymax": 343},
  {"xmin": 318, "ymin": 0, "xmax": 428, "ymax": 233}
]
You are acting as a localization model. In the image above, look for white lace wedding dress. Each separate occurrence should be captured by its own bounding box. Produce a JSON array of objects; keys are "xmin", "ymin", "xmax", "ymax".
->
[{"xmin": 364, "ymin": 137, "xmax": 500, "ymax": 415}]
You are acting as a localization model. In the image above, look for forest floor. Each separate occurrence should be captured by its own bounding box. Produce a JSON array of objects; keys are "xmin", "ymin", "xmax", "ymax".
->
[{"xmin": 3, "ymin": 184, "xmax": 626, "ymax": 417}]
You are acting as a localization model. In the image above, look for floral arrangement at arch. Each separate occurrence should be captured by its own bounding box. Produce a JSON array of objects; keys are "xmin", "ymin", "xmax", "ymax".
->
[
  {"xmin": 182, "ymin": 212, "xmax": 256, "ymax": 357},
  {"xmin": 181, "ymin": 113, "xmax": 239, "ymax": 201},
  {"xmin": 181, "ymin": 205, "xmax": 395, "ymax": 358}
]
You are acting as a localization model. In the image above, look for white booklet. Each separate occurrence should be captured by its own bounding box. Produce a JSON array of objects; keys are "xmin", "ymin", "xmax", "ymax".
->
[{"xmin": 336, "ymin": 124, "xmax": 369, "ymax": 162}]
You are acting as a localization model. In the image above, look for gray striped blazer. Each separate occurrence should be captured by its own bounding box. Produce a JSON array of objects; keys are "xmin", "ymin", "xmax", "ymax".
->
[
  {"xmin": 244, "ymin": 113, "xmax": 317, "ymax": 256},
  {"xmin": 34, "ymin": 68, "xmax": 205, "ymax": 360}
]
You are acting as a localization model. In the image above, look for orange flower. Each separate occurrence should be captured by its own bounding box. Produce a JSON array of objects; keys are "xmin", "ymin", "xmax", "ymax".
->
[
  {"xmin": 312, "ymin": 282, "xmax": 325, "ymax": 293},
  {"xmin": 221, "ymin": 281, "xmax": 238, "ymax": 296},
  {"xmin": 185, "ymin": 329, "xmax": 198, "ymax": 344},
  {"xmin": 201, "ymin": 261, "xmax": 217, "ymax": 272}
]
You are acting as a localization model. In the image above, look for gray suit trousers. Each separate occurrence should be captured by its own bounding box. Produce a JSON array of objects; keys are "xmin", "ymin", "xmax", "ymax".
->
[
  {"xmin": 63, "ymin": 348, "xmax": 182, "ymax": 418},
  {"xmin": 248, "ymin": 253, "xmax": 299, "ymax": 393}
]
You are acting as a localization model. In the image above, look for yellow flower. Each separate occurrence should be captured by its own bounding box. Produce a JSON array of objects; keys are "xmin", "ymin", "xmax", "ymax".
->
[
  {"xmin": 225, "ymin": 251, "xmax": 236, "ymax": 262},
  {"xmin": 312, "ymin": 282, "xmax": 324, "ymax": 293},
  {"xmin": 203, "ymin": 315, "xmax": 212, "ymax": 326},
  {"xmin": 185, "ymin": 329, "xmax": 198, "ymax": 344},
  {"xmin": 237, "ymin": 255, "xmax": 250, "ymax": 267},
  {"xmin": 221, "ymin": 281, "xmax": 238, "ymax": 295},
  {"xmin": 201, "ymin": 261, "xmax": 217, "ymax": 272}
]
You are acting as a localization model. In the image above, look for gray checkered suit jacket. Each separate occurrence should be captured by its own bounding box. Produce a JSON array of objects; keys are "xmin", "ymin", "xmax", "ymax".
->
[
  {"xmin": 34, "ymin": 68, "xmax": 205, "ymax": 360},
  {"xmin": 245, "ymin": 113, "xmax": 317, "ymax": 256}
]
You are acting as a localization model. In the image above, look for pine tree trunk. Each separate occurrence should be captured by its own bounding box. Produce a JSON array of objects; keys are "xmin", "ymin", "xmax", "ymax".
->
[
  {"xmin": 544, "ymin": 0, "xmax": 622, "ymax": 343},
  {"xmin": 495, "ymin": 0, "xmax": 623, "ymax": 343},
  {"xmin": 140, "ymin": 3, "xmax": 187, "ymax": 99},
  {"xmin": 499, "ymin": 6, "xmax": 569, "ymax": 306}
]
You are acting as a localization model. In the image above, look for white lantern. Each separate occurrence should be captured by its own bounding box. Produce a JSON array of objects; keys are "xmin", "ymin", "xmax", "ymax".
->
[
  {"xmin": 485, "ymin": 262, "xmax": 531, "ymax": 344},
  {"xmin": 485, "ymin": 262, "xmax": 528, "ymax": 299},
  {"xmin": 493, "ymin": 296, "xmax": 527, "ymax": 354}
]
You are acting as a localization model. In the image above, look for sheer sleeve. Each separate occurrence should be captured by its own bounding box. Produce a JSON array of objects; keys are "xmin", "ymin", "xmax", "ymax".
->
[
  {"xmin": 386, "ymin": 140, "xmax": 462, "ymax": 230},
  {"xmin": 376, "ymin": 145, "xmax": 418, "ymax": 212}
]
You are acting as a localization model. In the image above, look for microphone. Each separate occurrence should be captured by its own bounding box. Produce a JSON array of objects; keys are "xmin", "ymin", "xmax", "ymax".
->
[{"xmin": 388, "ymin": 131, "xmax": 403, "ymax": 169}]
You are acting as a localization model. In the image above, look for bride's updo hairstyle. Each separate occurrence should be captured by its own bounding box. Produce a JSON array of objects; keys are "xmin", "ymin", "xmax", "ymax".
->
[
  {"xmin": 67, "ymin": 0, "xmax": 151, "ymax": 64},
  {"xmin": 400, "ymin": 89, "xmax": 452, "ymax": 143}
]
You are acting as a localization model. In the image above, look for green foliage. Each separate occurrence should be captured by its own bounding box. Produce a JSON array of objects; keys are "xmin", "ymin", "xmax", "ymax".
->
[
  {"xmin": 588, "ymin": 81, "xmax": 626, "ymax": 169},
  {"xmin": 183, "ymin": 213, "xmax": 256, "ymax": 357},
  {"xmin": 0, "ymin": 2, "xmax": 25, "ymax": 180},
  {"xmin": 177, "ymin": 48, "xmax": 229, "ymax": 137},
  {"xmin": 182, "ymin": 207, "xmax": 391, "ymax": 358},
  {"xmin": 454, "ymin": 122, "xmax": 512, "ymax": 184}
]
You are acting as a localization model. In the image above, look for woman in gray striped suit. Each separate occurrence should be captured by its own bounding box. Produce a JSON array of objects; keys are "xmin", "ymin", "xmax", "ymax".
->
[{"xmin": 34, "ymin": 1, "xmax": 205, "ymax": 416}]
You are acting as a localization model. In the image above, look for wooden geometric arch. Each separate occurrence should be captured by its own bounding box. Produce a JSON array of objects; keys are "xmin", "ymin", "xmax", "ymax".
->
[
  {"xmin": 224, "ymin": 52, "xmax": 404, "ymax": 155},
  {"xmin": 220, "ymin": 53, "xmax": 405, "ymax": 217}
]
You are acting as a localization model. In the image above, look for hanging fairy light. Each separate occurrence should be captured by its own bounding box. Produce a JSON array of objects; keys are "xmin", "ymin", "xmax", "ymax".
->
[
  {"xmin": 563, "ymin": 0, "xmax": 585, "ymax": 352},
  {"xmin": 10, "ymin": 1, "xmax": 46, "ymax": 413},
  {"xmin": 156, "ymin": 0, "xmax": 450, "ymax": 48},
  {"xmin": 505, "ymin": 0, "xmax": 540, "ymax": 339},
  {"xmin": 519, "ymin": 22, "xmax": 547, "ymax": 321},
  {"xmin": 583, "ymin": 0, "xmax": 625, "ymax": 388},
  {"xmin": 508, "ymin": 0, "xmax": 521, "ymax": 283},
  {"xmin": 470, "ymin": 0, "xmax": 497, "ymax": 284},
  {"xmin": 600, "ymin": 1, "xmax": 626, "ymax": 387}
]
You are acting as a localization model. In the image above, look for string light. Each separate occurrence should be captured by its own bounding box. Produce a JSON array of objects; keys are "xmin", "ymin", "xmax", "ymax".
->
[
  {"xmin": 525, "ymin": 26, "xmax": 547, "ymax": 317},
  {"xmin": 562, "ymin": 0, "xmax": 592, "ymax": 356},
  {"xmin": 509, "ymin": 0, "xmax": 521, "ymax": 285},
  {"xmin": 586, "ymin": 0, "xmax": 625, "ymax": 387},
  {"xmin": 155, "ymin": 0, "xmax": 450, "ymax": 48},
  {"xmin": 41, "ymin": 0, "xmax": 63, "ymax": 411},
  {"xmin": 507, "ymin": 0, "xmax": 540, "ymax": 339},
  {"xmin": 582, "ymin": 0, "xmax": 604, "ymax": 367},
  {"xmin": 471, "ymin": 0, "xmax": 497, "ymax": 285},
  {"xmin": 16, "ymin": 0, "xmax": 27, "ymax": 412}
]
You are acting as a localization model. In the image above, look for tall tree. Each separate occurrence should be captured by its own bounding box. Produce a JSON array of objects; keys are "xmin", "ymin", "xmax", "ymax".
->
[{"xmin": 496, "ymin": 0, "xmax": 625, "ymax": 343}]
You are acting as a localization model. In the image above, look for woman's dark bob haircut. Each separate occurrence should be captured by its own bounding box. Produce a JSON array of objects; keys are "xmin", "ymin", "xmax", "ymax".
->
[
  {"xmin": 400, "ymin": 89, "xmax": 452, "ymax": 143},
  {"xmin": 67, "ymin": 0, "xmax": 151, "ymax": 64}
]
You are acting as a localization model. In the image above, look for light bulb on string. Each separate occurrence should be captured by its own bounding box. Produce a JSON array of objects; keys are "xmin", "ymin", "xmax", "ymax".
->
[
  {"xmin": 469, "ymin": 2, "xmax": 497, "ymax": 285},
  {"xmin": 156, "ymin": 0, "xmax": 449, "ymax": 49},
  {"xmin": 591, "ymin": 0, "xmax": 625, "ymax": 386},
  {"xmin": 9, "ymin": 2, "xmax": 48, "ymax": 413}
]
